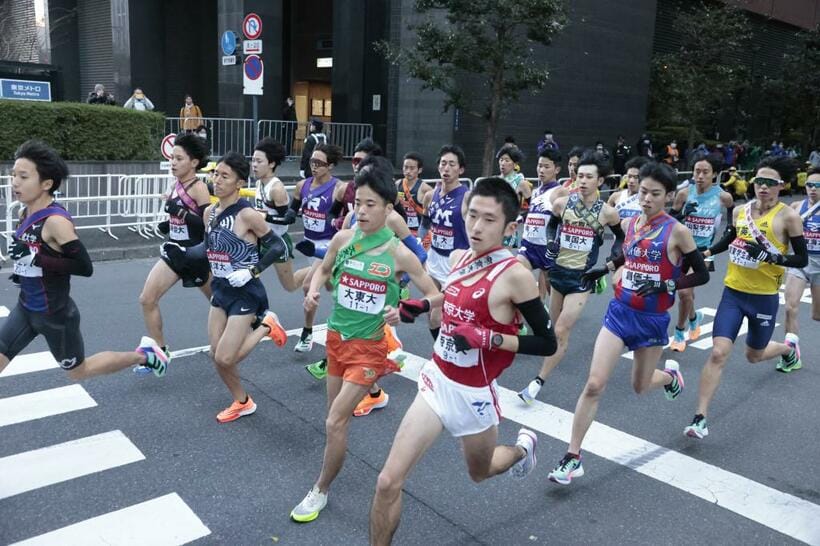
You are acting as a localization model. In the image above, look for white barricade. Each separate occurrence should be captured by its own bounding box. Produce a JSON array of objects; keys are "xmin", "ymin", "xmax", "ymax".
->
[{"xmin": 166, "ymin": 117, "xmax": 256, "ymax": 159}]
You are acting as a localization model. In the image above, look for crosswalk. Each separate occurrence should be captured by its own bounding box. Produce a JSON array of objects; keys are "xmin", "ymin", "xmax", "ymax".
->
[{"xmin": 0, "ymin": 312, "xmax": 211, "ymax": 545}]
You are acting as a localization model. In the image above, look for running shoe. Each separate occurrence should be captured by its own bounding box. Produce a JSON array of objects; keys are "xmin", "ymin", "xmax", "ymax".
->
[
  {"xmin": 548, "ymin": 453, "xmax": 584, "ymax": 485},
  {"xmin": 684, "ymin": 414, "xmax": 709, "ymax": 439},
  {"xmin": 261, "ymin": 311, "xmax": 287, "ymax": 347},
  {"xmin": 518, "ymin": 323, "xmax": 528, "ymax": 336},
  {"xmin": 135, "ymin": 336, "xmax": 169, "ymax": 378},
  {"xmin": 400, "ymin": 285, "xmax": 410, "ymax": 301},
  {"xmin": 510, "ymin": 428, "xmax": 537, "ymax": 478},
  {"xmin": 594, "ymin": 276, "xmax": 607, "ymax": 295},
  {"xmin": 133, "ymin": 344, "xmax": 170, "ymax": 376},
  {"xmin": 663, "ymin": 360, "xmax": 684, "ymax": 401},
  {"xmin": 518, "ymin": 378, "xmax": 542, "ymax": 405},
  {"xmin": 688, "ymin": 310, "xmax": 703, "ymax": 341},
  {"xmin": 216, "ymin": 396, "xmax": 256, "ymax": 423},
  {"xmin": 669, "ymin": 328, "xmax": 686, "ymax": 352},
  {"xmin": 353, "ymin": 389, "xmax": 389, "ymax": 417},
  {"xmin": 776, "ymin": 333, "xmax": 802, "ymax": 373},
  {"xmin": 294, "ymin": 331, "xmax": 313, "ymax": 353},
  {"xmin": 305, "ymin": 358, "xmax": 328, "ymax": 380},
  {"xmin": 290, "ymin": 486, "xmax": 328, "ymax": 523}
]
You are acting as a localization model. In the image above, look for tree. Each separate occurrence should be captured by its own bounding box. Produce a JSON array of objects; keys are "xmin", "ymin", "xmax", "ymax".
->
[
  {"xmin": 779, "ymin": 25, "xmax": 820, "ymax": 150},
  {"xmin": 648, "ymin": 1, "xmax": 751, "ymax": 148},
  {"xmin": 377, "ymin": 0, "xmax": 566, "ymax": 176}
]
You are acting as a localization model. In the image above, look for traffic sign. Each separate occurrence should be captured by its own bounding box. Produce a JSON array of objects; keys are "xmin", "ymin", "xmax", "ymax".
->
[
  {"xmin": 220, "ymin": 31, "xmax": 237, "ymax": 56},
  {"xmin": 243, "ymin": 55, "xmax": 264, "ymax": 95},
  {"xmin": 243, "ymin": 40, "xmax": 262, "ymax": 55},
  {"xmin": 161, "ymin": 133, "xmax": 176, "ymax": 161},
  {"xmin": 243, "ymin": 13, "xmax": 262, "ymax": 40}
]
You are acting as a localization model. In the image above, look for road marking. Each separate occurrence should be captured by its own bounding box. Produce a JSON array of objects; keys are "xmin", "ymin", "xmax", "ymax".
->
[
  {"xmin": 0, "ymin": 305, "xmax": 8, "ymax": 318},
  {"xmin": 779, "ymin": 287, "xmax": 812, "ymax": 305},
  {"xmin": 11, "ymin": 493, "xmax": 211, "ymax": 546},
  {"xmin": 0, "ymin": 430, "xmax": 144, "ymax": 500},
  {"xmin": 0, "ymin": 352, "xmax": 60, "ymax": 378},
  {"xmin": 0, "ymin": 385, "xmax": 97, "ymax": 427},
  {"xmin": 167, "ymin": 324, "xmax": 327, "ymax": 359}
]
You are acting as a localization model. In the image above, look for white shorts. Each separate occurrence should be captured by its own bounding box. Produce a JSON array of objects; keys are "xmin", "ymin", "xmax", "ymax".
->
[
  {"xmin": 426, "ymin": 249, "xmax": 452, "ymax": 286},
  {"xmin": 308, "ymin": 238, "xmax": 332, "ymax": 264},
  {"xmin": 787, "ymin": 255, "xmax": 820, "ymax": 285},
  {"xmin": 418, "ymin": 360, "xmax": 500, "ymax": 437}
]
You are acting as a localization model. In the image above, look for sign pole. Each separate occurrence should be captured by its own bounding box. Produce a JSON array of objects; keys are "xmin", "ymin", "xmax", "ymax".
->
[{"xmin": 253, "ymin": 96, "xmax": 259, "ymax": 147}]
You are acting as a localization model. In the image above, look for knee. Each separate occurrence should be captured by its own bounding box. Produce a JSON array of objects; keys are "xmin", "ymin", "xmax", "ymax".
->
[
  {"xmin": 325, "ymin": 414, "xmax": 349, "ymax": 437},
  {"xmin": 709, "ymin": 344, "xmax": 732, "ymax": 365},
  {"xmin": 375, "ymin": 469, "xmax": 403, "ymax": 497},
  {"xmin": 678, "ymin": 290, "xmax": 694, "ymax": 304},
  {"xmin": 632, "ymin": 378, "xmax": 651, "ymax": 394},
  {"xmin": 583, "ymin": 377, "xmax": 607, "ymax": 399},
  {"xmin": 554, "ymin": 324, "xmax": 571, "ymax": 343},
  {"xmin": 784, "ymin": 300, "xmax": 799, "ymax": 316},
  {"xmin": 139, "ymin": 290, "xmax": 158, "ymax": 308},
  {"xmin": 812, "ymin": 307, "xmax": 820, "ymax": 322},
  {"xmin": 467, "ymin": 466, "xmax": 490, "ymax": 484},
  {"xmin": 67, "ymin": 364, "xmax": 87, "ymax": 381},
  {"xmin": 213, "ymin": 351, "xmax": 235, "ymax": 368},
  {"xmin": 744, "ymin": 348, "xmax": 766, "ymax": 363}
]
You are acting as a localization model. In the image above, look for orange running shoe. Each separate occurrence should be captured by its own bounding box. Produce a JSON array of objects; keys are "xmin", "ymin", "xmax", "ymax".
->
[
  {"xmin": 669, "ymin": 328, "xmax": 686, "ymax": 352},
  {"xmin": 383, "ymin": 325, "xmax": 403, "ymax": 353},
  {"xmin": 353, "ymin": 390, "xmax": 389, "ymax": 417},
  {"xmin": 687, "ymin": 310, "xmax": 703, "ymax": 341},
  {"xmin": 216, "ymin": 396, "xmax": 257, "ymax": 423},
  {"xmin": 261, "ymin": 311, "xmax": 287, "ymax": 347}
]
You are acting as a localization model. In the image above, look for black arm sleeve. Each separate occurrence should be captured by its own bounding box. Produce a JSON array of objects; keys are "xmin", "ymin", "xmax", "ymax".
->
[
  {"xmin": 669, "ymin": 208, "xmax": 684, "ymax": 222},
  {"xmin": 185, "ymin": 241, "xmax": 207, "ymax": 261},
  {"xmin": 609, "ymin": 223, "xmax": 625, "ymax": 258},
  {"xmin": 327, "ymin": 198, "xmax": 345, "ymax": 222},
  {"xmin": 183, "ymin": 210, "xmax": 205, "ymax": 232},
  {"xmin": 514, "ymin": 297, "xmax": 557, "ymax": 356},
  {"xmin": 265, "ymin": 204, "xmax": 297, "ymax": 225},
  {"xmin": 675, "ymin": 249, "xmax": 709, "ymax": 290},
  {"xmin": 546, "ymin": 214, "xmax": 561, "ymax": 242},
  {"xmin": 255, "ymin": 230, "xmax": 287, "ymax": 273},
  {"xmin": 707, "ymin": 225, "xmax": 737, "ymax": 256},
  {"xmin": 777, "ymin": 235, "xmax": 808, "ymax": 268},
  {"xmin": 289, "ymin": 195, "xmax": 303, "ymax": 213},
  {"xmin": 33, "ymin": 239, "xmax": 93, "ymax": 277}
]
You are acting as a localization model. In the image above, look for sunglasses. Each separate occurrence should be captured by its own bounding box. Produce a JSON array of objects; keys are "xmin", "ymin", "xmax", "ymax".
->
[
  {"xmin": 806, "ymin": 181, "xmax": 820, "ymax": 189},
  {"xmin": 309, "ymin": 159, "xmax": 329, "ymax": 168},
  {"xmin": 752, "ymin": 177, "xmax": 783, "ymax": 187},
  {"xmin": 351, "ymin": 157, "xmax": 363, "ymax": 167}
]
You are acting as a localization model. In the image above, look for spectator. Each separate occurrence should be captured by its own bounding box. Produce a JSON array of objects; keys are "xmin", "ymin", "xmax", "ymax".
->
[
  {"xmin": 123, "ymin": 88, "xmax": 155, "ymax": 111},
  {"xmin": 636, "ymin": 133, "xmax": 653, "ymax": 158},
  {"xmin": 282, "ymin": 96, "xmax": 297, "ymax": 155},
  {"xmin": 663, "ymin": 139, "xmax": 679, "ymax": 167},
  {"xmin": 299, "ymin": 119, "xmax": 328, "ymax": 178},
  {"xmin": 194, "ymin": 124, "xmax": 211, "ymax": 156},
  {"xmin": 720, "ymin": 166, "xmax": 748, "ymax": 201},
  {"xmin": 537, "ymin": 129, "xmax": 559, "ymax": 155},
  {"xmin": 180, "ymin": 94, "xmax": 204, "ymax": 132},
  {"xmin": 87, "ymin": 83, "xmax": 116, "ymax": 106},
  {"xmin": 809, "ymin": 146, "xmax": 820, "ymax": 169},
  {"xmin": 594, "ymin": 141, "xmax": 611, "ymax": 163},
  {"xmin": 612, "ymin": 135, "xmax": 630, "ymax": 174}
]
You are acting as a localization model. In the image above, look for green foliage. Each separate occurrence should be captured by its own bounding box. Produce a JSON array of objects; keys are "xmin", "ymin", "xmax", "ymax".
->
[{"xmin": 0, "ymin": 100, "xmax": 164, "ymax": 161}]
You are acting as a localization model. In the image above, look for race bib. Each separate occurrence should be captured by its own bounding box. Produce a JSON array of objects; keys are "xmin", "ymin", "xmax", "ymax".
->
[
  {"xmin": 169, "ymin": 216, "xmax": 189, "ymax": 241},
  {"xmin": 207, "ymin": 250, "xmax": 234, "ymax": 278},
  {"xmin": 523, "ymin": 213, "xmax": 548, "ymax": 245},
  {"xmin": 13, "ymin": 245, "xmax": 42, "ymax": 278},
  {"xmin": 406, "ymin": 210, "xmax": 419, "ymax": 229},
  {"xmin": 728, "ymin": 240, "xmax": 760, "ymax": 269},
  {"xmin": 806, "ymin": 223, "xmax": 820, "ymax": 253},
  {"xmin": 303, "ymin": 209, "xmax": 326, "ymax": 233},
  {"xmin": 337, "ymin": 272, "xmax": 387, "ymax": 315},
  {"xmin": 560, "ymin": 224, "xmax": 595, "ymax": 252},
  {"xmin": 432, "ymin": 225, "xmax": 454, "ymax": 251},
  {"xmin": 620, "ymin": 265, "xmax": 660, "ymax": 291},
  {"xmin": 685, "ymin": 215, "xmax": 716, "ymax": 239},
  {"xmin": 433, "ymin": 332, "xmax": 478, "ymax": 368}
]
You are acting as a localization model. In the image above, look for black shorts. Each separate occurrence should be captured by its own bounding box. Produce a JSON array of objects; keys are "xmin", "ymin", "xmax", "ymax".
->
[
  {"xmin": 160, "ymin": 254, "xmax": 210, "ymax": 288},
  {"xmin": 0, "ymin": 299, "xmax": 85, "ymax": 369},
  {"xmin": 548, "ymin": 265, "xmax": 591, "ymax": 296},
  {"xmin": 210, "ymin": 277, "xmax": 269, "ymax": 317}
]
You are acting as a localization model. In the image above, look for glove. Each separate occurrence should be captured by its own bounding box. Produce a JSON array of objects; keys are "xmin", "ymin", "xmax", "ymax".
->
[
  {"xmin": 545, "ymin": 241, "xmax": 559, "ymax": 261},
  {"xmin": 634, "ymin": 279, "xmax": 665, "ymax": 297},
  {"xmin": 226, "ymin": 268, "xmax": 253, "ymax": 287},
  {"xmin": 398, "ymin": 298, "xmax": 430, "ymax": 323},
  {"xmin": 157, "ymin": 220, "xmax": 170, "ymax": 235},
  {"xmin": 8, "ymin": 237, "xmax": 31, "ymax": 260},
  {"xmin": 295, "ymin": 239, "xmax": 316, "ymax": 257},
  {"xmin": 682, "ymin": 201, "xmax": 698, "ymax": 217},
  {"xmin": 451, "ymin": 324, "xmax": 494, "ymax": 352},
  {"xmin": 164, "ymin": 200, "xmax": 187, "ymax": 219},
  {"xmin": 745, "ymin": 241, "xmax": 780, "ymax": 264},
  {"xmin": 160, "ymin": 241, "xmax": 186, "ymax": 268},
  {"xmin": 580, "ymin": 266, "xmax": 608, "ymax": 287}
]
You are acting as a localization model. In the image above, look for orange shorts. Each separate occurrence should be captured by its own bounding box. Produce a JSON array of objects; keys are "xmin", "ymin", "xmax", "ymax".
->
[{"xmin": 326, "ymin": 329, "xmax": 401, "ymax": 386}]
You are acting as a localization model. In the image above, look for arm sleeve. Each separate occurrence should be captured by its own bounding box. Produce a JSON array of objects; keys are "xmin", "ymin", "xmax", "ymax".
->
[
  {"xmin": 674, "ymin": 249, "xmax": 709, "ymax": 290},
  {"xmin": 401, "ymin": 234, "xmax": 427, "ymax": 264},
  {"xmin": 776, "ymin": 235, "xmax": 808, "ymax": 268},
  {"xmin": 185, "ymin": 241, "xmax": 207, "ymax": 261},
  {"xmin": 514, "ymin": 298, "xmax": 557, "ymax": 356},
  {"xmin": 707, "ymin": 225, "xmax": 737, "ymax": 256},
  {"xmin": 33, "ymin": 239, "xmax": 93, "ymax": 277},
  {"xmin": 265, "ymin": 204, "xmax": 297, "ymax": 225},
  {"xmin": 417, "ymin": 214, "xmax": 432, "ymax": 239},
  {"xmin": 609, "ymin": 223, "xmax": 625, "ymax": 258},
  {"xmin": 255, "ymin": 231, "xmax": 288, "ymax": 273},
  {"xmin": 546, "ymin": 214, "xmax": 561, "ymax": 242}
]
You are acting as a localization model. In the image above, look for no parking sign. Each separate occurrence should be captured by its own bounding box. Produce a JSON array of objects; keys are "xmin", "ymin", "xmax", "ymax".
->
[{"xmin": 243, "ymin": 55, "xmax": 264, "ymax": 96}]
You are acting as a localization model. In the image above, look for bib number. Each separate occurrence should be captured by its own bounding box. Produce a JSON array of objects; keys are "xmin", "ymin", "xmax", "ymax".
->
[
  {"xmin": 169, "ymin": 216, "xmax": 189, "ymax": 241},
  {"xmin": 406, "ymin": 210, "xmax": 419, "ymax": 229},
  {"xmin": 806, "ymin": 226, "xmax": 820, "ymax": 253},
  {"xmin": 13, "ymin": 245, "xmax": 42, "ymax": 278},
  {"xmin": 207, "ymin": 250, "xmax": 234, "ymax": 278},
  {"xmin": 685, "ymin": 216, "xmax": 716, "ymax": 239},
  {"xmin": 432, "ymin": 225, "xmax": 454, "ymax": 251},
  {"xmin": 337, "ymin": 272, "xmax": 387, "ymax": 315},
  {"xmin": 433, "ymin": 332, "xmax": 478, "ymax": 368},
  {"xmin": 728, "ymin": 240, "xmax": 760, "ymax": 269},
  {"xmin": 523, "ymin": 214, "xmax": 548, "ymax": 245},
  {"xmin": 560, "ymin": 224, "xmax": 594, "ymax": 252},
  {"xmin": 621, "ymin": 266, "xmax": 660, "ymax": 291},
  {"xmin": 303, "ymin": 210, "xmax": 326, "ymax": 233}
]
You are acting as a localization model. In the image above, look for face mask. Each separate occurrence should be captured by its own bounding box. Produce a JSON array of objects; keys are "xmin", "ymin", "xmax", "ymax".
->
[{"xmin": 198, "ymin": 133, "xmax": 207, "ymax": 139}]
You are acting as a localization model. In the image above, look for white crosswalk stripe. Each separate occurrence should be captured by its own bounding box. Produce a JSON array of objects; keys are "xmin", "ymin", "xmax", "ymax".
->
[
  {"xmin": 0, "ymin": 305, "xmax": 9, "ymax": 318},
  {"xmin": 0, "ymin": 385, "xmax": 97, "ymax": 427},
  {"xmin": 0, "ymin": 351, "xmax": 60, "ymax": 377}
]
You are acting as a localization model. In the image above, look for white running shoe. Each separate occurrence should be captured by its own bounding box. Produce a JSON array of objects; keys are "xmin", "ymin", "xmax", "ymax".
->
[
  {"xmin": 511, "ymin": 428, "xmax": 537, "ymax": 478},
  {"xmin": 290, "ymin": 486, "xmax": 328, "ymax": 523},
  {"xmin": 517, "ymin": 379, "xmax": 542, "ymax": 405},
  {"xmin": 294, "ymin": 332, "xmax": 313, "ymax": 353}
]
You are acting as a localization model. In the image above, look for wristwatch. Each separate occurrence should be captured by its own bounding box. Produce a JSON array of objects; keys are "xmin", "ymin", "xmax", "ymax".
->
[
  {"xmin": 665, "ymin": 279, "xmax": 677, "ymax": 294},
  {"xmin": 250, "ymin": 265, "xmax": 262, "ymax": 278},
  {"xmin": 491, "ymin": 333, "xmax": 503, "ymax": 349}
]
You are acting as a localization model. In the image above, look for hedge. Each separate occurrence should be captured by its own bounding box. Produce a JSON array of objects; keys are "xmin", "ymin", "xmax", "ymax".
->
[{"xmin": 0, "ymin": 99, "xmax": 165, "ymax": 161}]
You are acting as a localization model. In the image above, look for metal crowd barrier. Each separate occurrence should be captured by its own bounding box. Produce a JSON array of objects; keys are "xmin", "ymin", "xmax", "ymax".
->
[
  {"xmin": 257, "ymin": 120, "xmax": 373, "ymax": 159},
  {"xmin": 421, "ymin": 178, "xmax": 474, "ymax": 190},
  {"xmin": 166, "ymin": 117, "xmax": 257, "ymax": 159}
]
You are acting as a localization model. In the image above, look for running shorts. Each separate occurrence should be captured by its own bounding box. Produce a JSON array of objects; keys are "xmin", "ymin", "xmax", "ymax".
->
[
  {"xmin": 0, "ymin": 299, "xmax": 85, "ymax": 368},
  {"xmin": 209, "ymin": 277, "xmax": 268, "ymax": 317},
  {"xmin": 518, "ymin": 240, "xmax": 553, "ymax": 271},
  {"xmin": 160, "ymin": 253, "xmax": 209, "ymax": 288},
  {"xmin": 602, "ymin": 298, "xmax": 670, "ymax": 351},
  {"xmin": 548, "ymin": 264, "xmax": 591, "ymax": 296},
  {"xmin": 426, "ymin": 249, "xmax": 452, "ymax": 286},
  {"xmin": 418, "ymin": 360, "xmax": 500, "ymax": 437},
  {"xmin": 786, "ymin": 254, "xmax": 820, "ymax": 285},
  {"xmin": 261, "ymin": 232, "xmax": 294, "ymax": 264},
  {"xmin": 712, "ymin": 286, "xmax": 779, "ymax": 350},
  {"xmin": 326, "ymin": 329, "xmax": 400, "ymax": 386}
]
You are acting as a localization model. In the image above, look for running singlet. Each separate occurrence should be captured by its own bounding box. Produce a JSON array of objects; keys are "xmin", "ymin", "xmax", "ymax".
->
[
  {"xmin": 725, "ymin": 202, "xmax": 787, "ymax": 295},
  {"xmin": 522, "ymin": 182, "xmax": 560, "ymax": 245},
  {"xmin": 615, "ymin": 191, "xmax": 642, "ymax": 220},
  {"xmin": 397, "ymin": 178, "xmax": 424, "ymax": 230},
  {"xmin": 166, "ymin": 179, "xmax": 205, "ymax": 246},
  {"xmin": 433, "ymin": 249, "xmax": 521, "ymax": 387},
  {"xmin": 327, "ymin": 227, "xmax": 400, "ymax": 340},
  {"xmin": 14, "ymin": 203, "xmax": 74, "ymax": 313},
  {"xmin": 799, "ymin": 200, "xmax": 820, "ymax": 255},
  {"xmin": 428, "ymin": 184, "xmax": 469, "ymax": 256},
  {"xmin": 555, "ymin": 193, "xmax": 605, "ymax": 271},
  {"xmin": 206, "ymin": 199, "xmax": 260, "ymax": 279},
  {"xmin": 684, "ymin": 184, "xmax": 722, "ymax": 249},
  {"xmin": 614, "ymin": 213, "xmax": 681, "ymax": 312},
  {"xmin": 300, "ymin": 176, "xmax": 339, "ymax": 241},
  {"xmin": 255, "ymin": 178, "xmax": 290, "ymax": 237}
]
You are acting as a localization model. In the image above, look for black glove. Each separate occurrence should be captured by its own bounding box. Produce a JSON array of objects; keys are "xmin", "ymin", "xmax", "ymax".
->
[
  {"xmin": 580, "ymin": 266, "xmax": 608, "ymax": 287},
  {"xmin": 8, "ymin": 237, "xmax": 31, "ymax": 260},
  {"xmin": 295, "ymin": 239, "xmax": 316, "ymax": 257},
  {"xmin": 635, "ymin": 279, "xmax": 666, "ymax": 297},
  {"xmin": 399, "ymin": 298, "xmax": 430, "ymax": 323},
  {"xmin": 682, "ymin": 201, "xmax": 698, "ymax": 217},
  {"xmin": 745, "ymin": 241, "xmax": 781, "ymax": 264},
  {"xmin": 157, "ymin": 220, "xmax": 170, "ymax": 235},
  {"xmin": 161, "ymin": 241, "xmax": 186, "ymax": 268},
  {"xmin": 164, "ymin": 200, "xmax": 187, "ymax": 219}
]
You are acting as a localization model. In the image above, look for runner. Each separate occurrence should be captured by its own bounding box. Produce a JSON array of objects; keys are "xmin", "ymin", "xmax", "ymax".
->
[
  {"xmin": 290, "ymin": 144, "xmax": 347, "ymax": 353},
  {"xmin": 782, "ymin": 167, "xmax": 820, "ymax": 347},
  {"xmin": 517, "ymin": 148, "xmax": 568, "ymax": 301},
  {"xmin": 139, "ymin": 133, "xmax": 212, "ymax": 361},
  {"xmin": 417, "ymin": 145, "xmax": 471, "ymax": 340},
  {"xmin": 396, "ymin": 151, "xmax": 433, "ymax": 242},
  {"xmin": 497, "ymin": 144, "xmax": 532, "ymax": 248},
  {"xmin": 561, "ymin": 146, "xmax": 585, "ymax": 191},
  {"xmin": 165, "ymin": 152, "xmax": 290, "ymax": 422},
  {"xmin": 518, "ymin": 152, "xmax": 625, "ymax": 404},
  {"xmin": 369, "ymin": 178, "xmax": 557, "ymax": 545},
  {"xmin": 607, "ymin": 156, "xmax": 649, "ymax": 221},
  {"xmin": 250, "ymin": 137, "xmax": 307, "ymax": 292},
  {"xmin": 668, "ymin": 153, "xmax": 734, "ymax": 352},
  {"xmin": 1, "ymin": 140, "xmax": 169, "ymax": 379},
  {"xmin": 546, "ymin": 162, "xmax": 708, "ymax": 485},
  {"xmin": 289, "ymin": 155, "xmax": 440, "ymax": 523},
  {"xmin": 684, "ymin": 157, "xmax": 808, "ymax": 439}
]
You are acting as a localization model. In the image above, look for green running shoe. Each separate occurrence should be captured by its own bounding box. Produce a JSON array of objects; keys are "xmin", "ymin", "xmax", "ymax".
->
[
  {"xmin": 776, "ymin": 333, "xmax": 802, "ymax": 373},
  {"xmin": 594, "ymin": 275, "xmax": 607, "ymax": 294},
  {"xmin": 400, "ymin": 285, "xmax": 410, "ymax": 300},
  {"xmin": 305, "ymin": 358, "xmax": 328, "ymax": 380}
]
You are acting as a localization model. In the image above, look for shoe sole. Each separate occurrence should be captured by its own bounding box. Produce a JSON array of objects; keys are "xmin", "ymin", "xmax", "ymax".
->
[
  {"xmin": 353, "ymin": 396, "xmax": 389, "ymax": 417},
  {"xmin": 518, "ymin": 392, "xmax": 534, "ymax": 405},
  {"xmin": 684, "ymin": 427, "xmax": 707, "ymax": 439},
  {"xmin": 776, "ymin": 362, "xmax": 802, "ymax": 373},
  {"xmin": 294, "ymin": 343, "xmax": 313, "ymax": 353},
  {"xmin": 688, "ymin": 327, "xmax": 701, "ymax": 341},
  {"xmin": 670, "ymin": 343, "xmax": 685, "ymax": 352},
  {"xmin": 291, "ymin": 510, "xmax": 321, "ymax": 523},
  {"xmin": 548, "ymin": 466, "xmax": 584, "ymax": 485},
  {"xmin": 304, "ymin": 367, "xmax": 327, "ymax": 380},
  {"xmin": 262, "ymin": 316, "xmax": 287, "ymax": 347},
  {"xmin": 216, "ymin": 403, "xmax": 257, "ymax": 423}
]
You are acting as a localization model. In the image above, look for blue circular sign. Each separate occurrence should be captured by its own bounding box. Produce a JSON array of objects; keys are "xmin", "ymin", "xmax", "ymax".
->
[
  {"xmin": 244, "ymin": 55, "xmax": 263, "ymax": 80},
  {"xmin": 221, "ymin": 31, "xmax": 237, "ymax": 56}
]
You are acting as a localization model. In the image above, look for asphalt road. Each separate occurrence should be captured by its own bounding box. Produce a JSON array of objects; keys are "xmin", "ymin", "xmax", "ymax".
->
[{"xmin": 0, "ymin": 249, "xmax": 818, "ymax": 545}]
